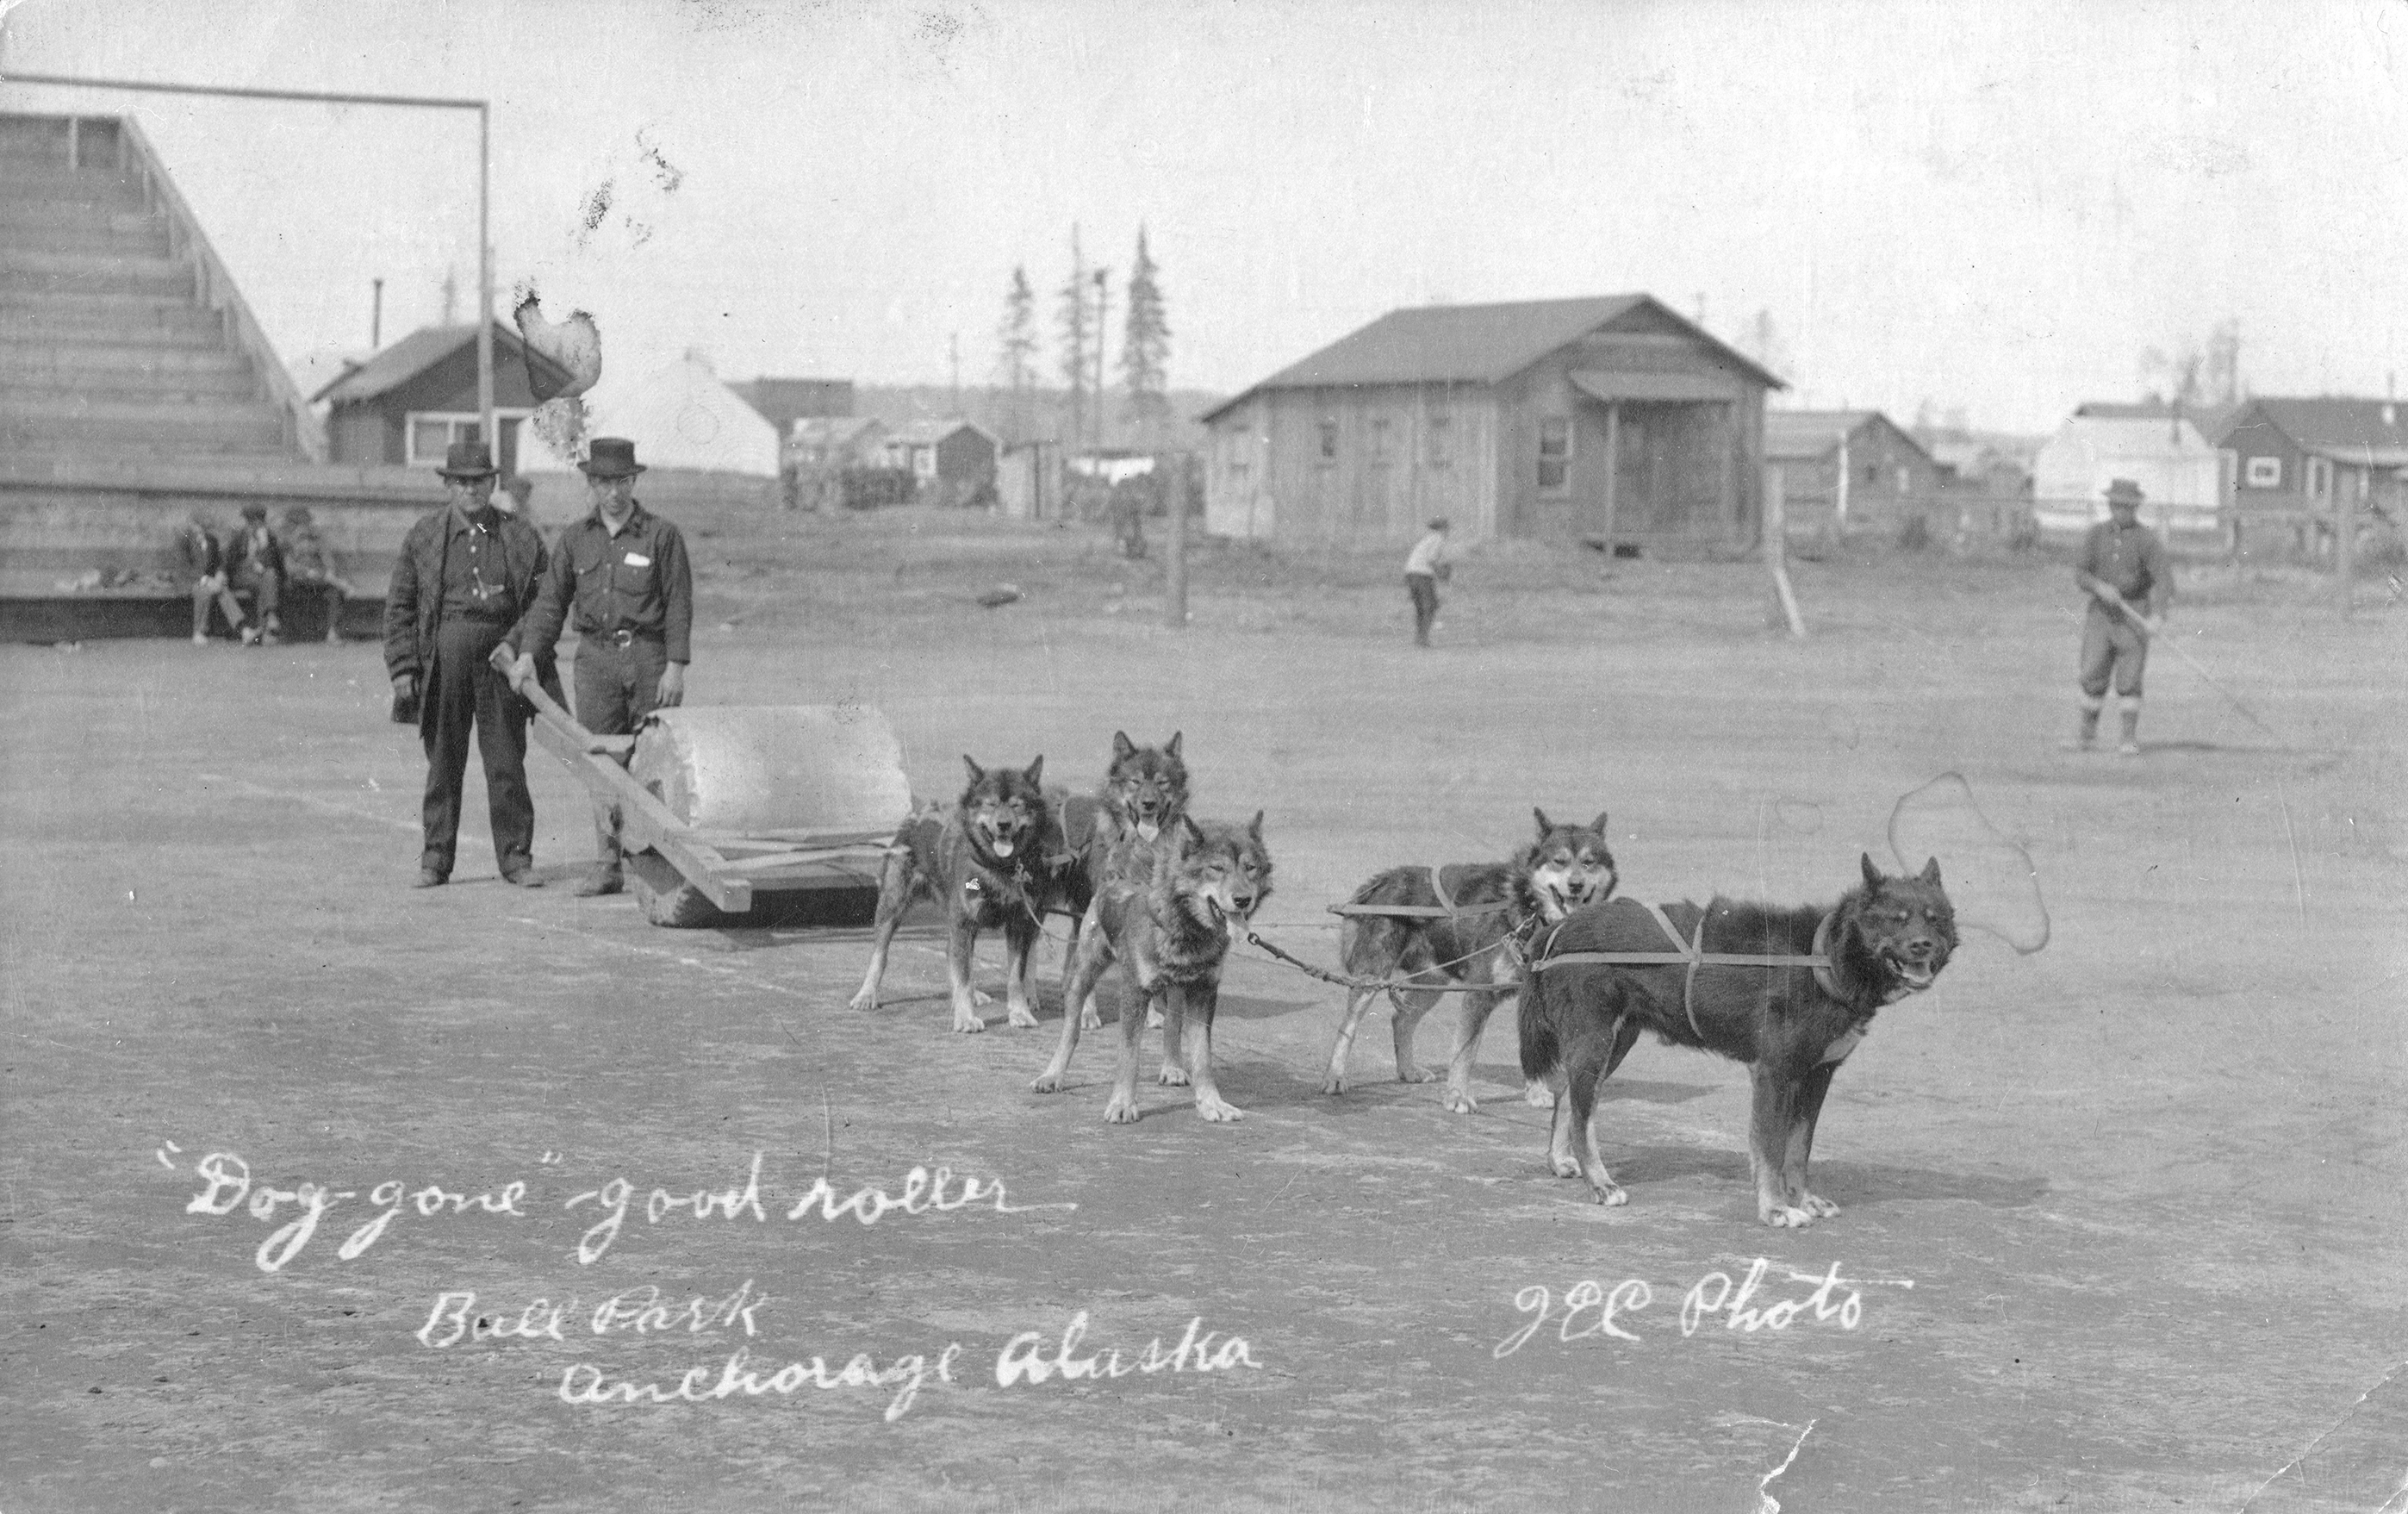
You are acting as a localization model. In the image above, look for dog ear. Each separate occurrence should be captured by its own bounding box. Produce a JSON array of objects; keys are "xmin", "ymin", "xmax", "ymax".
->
[
  {"xmin": 1111, "ymin": 731, "xmax": 1136, "ymax": 761},
  {"xmin": 1920, "ymin": 856, "xmax": 1943, "ymax": 887},
  {"xmin": 961, "ymin": 755, "xmax": 985, "ymax": 785},
  {"xmin": 1179, "ymin": 814, "xmax": 1207, "ymax": 848},
  {"xmin": 1590, "ymin": 809, "xmax": 1609, "ymax": 837},
  {"xmin": 1023, "ymin": 755, "xmax": 1045, "ymax": 788},
  {"xmin": 1533, "ymin": 807, "xmax": 1552, "ymax": 837},
  {"xmin": 1861, "ymin": 852, "xmax": 1884, "ymax": 890},
  {"xmin": 1248, "ymin": 809, "xmax": 1265, "ymax": 840},
  {"xmin": 1166, "ymin": 731, "xmax": 1183, "ymax": 759}
]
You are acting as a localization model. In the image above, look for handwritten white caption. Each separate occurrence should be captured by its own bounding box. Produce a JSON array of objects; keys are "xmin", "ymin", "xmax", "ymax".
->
[
  {"xmin": 1493, "ymin": 1260, "xmax": 1911, "ymax": 1356},
  {"xmin": 163, "ymin": 1145, "xmax": 1072, "ymax": 1274}
]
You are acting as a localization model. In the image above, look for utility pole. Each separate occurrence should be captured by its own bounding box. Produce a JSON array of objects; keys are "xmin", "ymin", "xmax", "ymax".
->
[
  {"xmin": 370, "ymin": 277, "xmax": 383, "ymax": 348},
  {"xmin": 949, "ymin": 331, "xmax": 961, "ymax": 415},
  {"xmin": 1092, "ymin": 267, "xmax": 1111, "ymax": 453}
]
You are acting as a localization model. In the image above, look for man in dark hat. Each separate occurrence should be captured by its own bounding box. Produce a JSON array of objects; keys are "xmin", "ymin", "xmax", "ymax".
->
[
  {"xmin": 2068, "ymin": 477, "xmax": 2173, "ymax": 756},
  {"xmin": 224, "ymin": 502, "xmax": 286, "ymax": 646},
  {"xmin": 384, "ymin": 439, "xmax": 553, "ymax": 888},
  {"xmin": 505, "ymin": 437, "xmax": 694, "ymax": 897}
]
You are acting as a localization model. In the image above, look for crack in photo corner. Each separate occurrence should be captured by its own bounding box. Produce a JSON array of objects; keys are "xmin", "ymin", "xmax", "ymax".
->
[
  {"xmin": 1758, "ymin": 1417, "xmax": 1814, "ymax": 1514},
  {"xmin": 2241, "ymin": 1356, "xmax": 2408, "ymax": 1511}
]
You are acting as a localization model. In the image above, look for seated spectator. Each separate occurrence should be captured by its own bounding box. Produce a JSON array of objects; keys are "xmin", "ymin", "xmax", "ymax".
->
[
  {"xmin": 280, "ymin": 505, "xmax": 358, "ymax": 644},
  {"xmin": 178, "ymin": 510, "xmax": 247, "ymax": 645},
  {"xmin": 222, "ymin": 502, "xmax": 286, "ymax": 646}
]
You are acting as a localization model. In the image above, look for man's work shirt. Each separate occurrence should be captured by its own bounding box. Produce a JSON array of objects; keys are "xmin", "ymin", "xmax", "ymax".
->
[
  {"xmin": 2075, "ymin": 518, "xmax": 2170, "ymax": 614},
  {"xmin": 439, "ymin": 508, "xmax": 519, "ymax": 623},
  {"xmin": 513, "ymin": 502, "xmax": 694, "ymax": 664},
  {"xmin": 1403, "ymin": 532, "xmax": 1448, "ymax": 577}
]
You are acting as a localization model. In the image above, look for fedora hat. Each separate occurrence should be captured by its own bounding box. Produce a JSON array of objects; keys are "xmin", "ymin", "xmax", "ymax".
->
[
  {"xmin": 2104, "ymin": 477, "xmax": 2145, "ymax": 506},
  {"xmin": 579, "ymin": 437, "xmax": 647, "ymax": 479},
  {"xmin": 437, "ymin": 439, "xmax": 500, "ymax": 480}
]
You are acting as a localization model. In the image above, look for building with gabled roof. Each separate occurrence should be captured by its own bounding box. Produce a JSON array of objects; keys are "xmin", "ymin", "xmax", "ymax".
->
[
  {"xmin": 1763, "ymin": 410, "xmax": 1944, "ymax": 532},
  {"xmin": 2217, "ymin": 396, "xmax": 2408, "ymax": 539},
  {"xmin": 1199, "ymin": 294, "xmax": 1783, "ymax": 545},
  {"xmin": 2032, "ymin": 405, "xmax": 2225, "ymax": 537},
  {"xmin": 878, "ymin": 418, "xmax": 999, "ymax": 508},
  {"xmin": 314, "ymin": 321, "xmax": 572, "ymax": 480}
]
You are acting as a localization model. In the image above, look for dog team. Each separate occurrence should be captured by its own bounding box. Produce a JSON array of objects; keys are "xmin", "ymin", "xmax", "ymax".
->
[{"xmin": 849, "ymin": 731, "xmax": 1958, "ymax": 1228}]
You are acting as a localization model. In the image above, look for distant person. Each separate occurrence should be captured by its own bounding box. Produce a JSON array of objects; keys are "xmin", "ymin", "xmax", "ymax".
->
[
  {"xmin": 280, "ymin": 506, "xmax": 357, "ymax": 644},
  {"xmin": 2067, "ymin": 477, "xmax": 2172, "ymax": 756},
  {"xmin": 384, "ymin": 439, "xmax": 551, "ymax": 889},
  {"xmin": 221, "ymin": 503, "xmax": 286, "ymax": 645},
  {"xmin": 1403, "ymin": 516, "xmax": 1452, "ymax": 647},
  {"xmin": 178, "ymin": 509, "xmax": 247, "ymax": 645},
  {"xmin": 507, "ymin": 436, "xmax": 694, "ymax": 898}
]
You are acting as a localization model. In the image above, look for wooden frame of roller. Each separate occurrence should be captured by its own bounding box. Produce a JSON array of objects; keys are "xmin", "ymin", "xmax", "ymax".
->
[{"xmin": 498, "ymin": 654, "xmax": 905, "ymax": 926}]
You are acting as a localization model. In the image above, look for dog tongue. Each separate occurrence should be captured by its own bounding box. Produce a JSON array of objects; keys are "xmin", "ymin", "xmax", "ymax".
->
[
  {"xmin": 1136, "ymin": 820, "xmax": 1160, "ymax": 842},
  {"xmin": 990, "ymin": 838, "xmax": 1015, "ymax": 857}
]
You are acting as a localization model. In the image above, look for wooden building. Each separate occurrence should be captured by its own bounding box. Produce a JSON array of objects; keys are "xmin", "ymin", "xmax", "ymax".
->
[
  {"xmin": 2217, "ymin": 396, "xmax": 2408, "ymax": 530},
  {"xmin": 1763, "ymin": 409, "xmax": 1945, "ymax": 532},
  {"xmin": 880, "ymin": 419, "xmax": 999, "ymax": 508},
  {"xmin": 1200, "ymin": 294, "xmax": 1783, "ymax": 546},
  {"xmin": 2032, "ymin": 404, "xmax": 2224, "ymax": 538},
  {"xmin": 313, "ymin": 322, "xmax": 570, "ymax": 479}
]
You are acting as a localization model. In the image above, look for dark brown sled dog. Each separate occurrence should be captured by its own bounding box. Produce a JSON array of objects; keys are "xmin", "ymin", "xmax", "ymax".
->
[
  {"xmin": 1058, "ymin": 731, "xmax": 1192, "ymax": 1031},
  {"xmin": 1031, "ymin": 813, "xmax": 1272, "ymax": 1124},
  {"xmin": 1321, "ymin": 809, "xmax": 1616, "ymax": 1112},
  {"xmin": 848, "ymin": 757, "xmax": 1086, "ymax": 1033},
  {"xmin": 1519, "ymin": 854, "xmax": 1956, "ymax": 1227}
]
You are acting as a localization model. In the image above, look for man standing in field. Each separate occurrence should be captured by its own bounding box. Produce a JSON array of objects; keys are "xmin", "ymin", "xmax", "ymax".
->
[
  {"xmin": 385, "ymin": 439, "xmax": 552, "ymax": 889},
  {"xmin": 2067, "ymin": 477, "xmax": 2172, "ymax": 756},
  {"xmin": 507, "ymin": 437, "xmax": 694, "ymax": 898},
  {"xmin": 1404, "ymin": 516, "xmax": 1451, "ymax": 647}
]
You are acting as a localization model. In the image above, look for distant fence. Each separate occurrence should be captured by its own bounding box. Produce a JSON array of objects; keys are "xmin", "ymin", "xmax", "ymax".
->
[{"xmin": 1777, "ymin": 489, "xmax": 2391, "ymax": 566}]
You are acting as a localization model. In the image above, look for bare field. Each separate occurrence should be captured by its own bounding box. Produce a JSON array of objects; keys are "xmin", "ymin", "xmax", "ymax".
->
[{"xmin": 4, "ymin": 507, "xmax": 2405, "ymax": 1512}]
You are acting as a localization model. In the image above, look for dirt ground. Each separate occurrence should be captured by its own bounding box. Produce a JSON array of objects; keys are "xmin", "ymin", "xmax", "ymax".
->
[{"xmin": 4, "ymin": 508, "xmax": 2405, "ymax": 1512}]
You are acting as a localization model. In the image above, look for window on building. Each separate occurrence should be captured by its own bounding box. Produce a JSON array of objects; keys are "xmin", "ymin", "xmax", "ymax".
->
[
  {"xmin": 2308, "ymin": 457, "xmax": 2331, "ymax": 498},
  {"xmin": 1427, "ymin": 414, "xmax": 1453, "ymax": 466},
  {"xmin": 405, "ymin": 410, "xmax": 532, "ymax": 468},
  {"xmin": 1318, "ymin": 420, "xmax": 1339, "ymax": 461},
  {"xmin": 2245, "ymin": 455, "xmax": 2282, "ymax": 489},
  {"xmin": 1537, "ymin": 416, "xmax": 1571, "ymax": 492},
  {"xmin": 1896, "ymin": 464, "xmax": 1911, "ymax": 493},
  {"xmin": 1368, "ymin": 417, "xmax": 1392, "ymax": 463}
]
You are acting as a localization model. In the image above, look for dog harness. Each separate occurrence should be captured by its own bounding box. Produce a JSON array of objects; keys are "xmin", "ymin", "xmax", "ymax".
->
[
  {"xmin": 1528, "ymin": 903, "xmax": 1841, "ymax": 1042},
  {"xmin": 1326, "ymin": 865, "xmax": 1516, "ymax": 922}
]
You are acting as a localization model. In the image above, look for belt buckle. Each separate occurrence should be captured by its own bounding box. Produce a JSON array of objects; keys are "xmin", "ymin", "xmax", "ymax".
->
[{"xmin": 611, "ymin": 628, "xmax": 635, "ymax": 647}]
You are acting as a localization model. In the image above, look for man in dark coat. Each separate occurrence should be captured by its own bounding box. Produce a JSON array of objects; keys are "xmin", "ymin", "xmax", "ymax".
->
[
  {"xmin": 383, "ymin": 439, "xmax": 553, "ymax": 888},
  {"xmin": 505, "ymin": 436, "xmax": 694, "ymax": 897},
  {"xmin": 223, "ymin": 502, "xmax": 286, "ymax": 645},
  {"xmin": 178, "ymin": 510, "xmax": 247, "ymax": 645}
]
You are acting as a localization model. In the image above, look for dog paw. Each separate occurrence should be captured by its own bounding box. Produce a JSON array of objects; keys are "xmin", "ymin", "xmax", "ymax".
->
[
  {"xmin": 1551, "ymin": 1156, "xmax": 1583, "ymax": 1179},
  {"xmin": 846, "ymin": 989, "xmax": 878, "ymax": 1013},
  {"xmin": 1800, "ymin": 1192, "xmax": 1841, "ymax": 1218},
  {"xmin": 1103, "ymin": 1097, "xmax": 1141, "ymax": 1125},
  {"xmin": 1079, "ymin": 1008, "xmax": 1103, "ymax": 1031},
  {"xmin": 1522, "ymin": 1081, "xmax": 1553, "ymax": 1108},
  {"xmin": 1195, "ymin": 1093, "xmax": 1245, "ymax": 1123},
  {"xmin": 1030, "ymin": 1073, "xmax": 1063, "ymax": 1094},
  {"xmin": 1397, "ymin": 1065, "xmax": 1436, "ymax": 1085},
  {"xmin": 1762, "ymin": 1205, "xmax": 1817, "ymax": 1229},
  {"xmin": 1441, "ymin": 1088, "xmax": 1480, "ymax": 1115},
  {"xmin": 1320, "ymin": 1072, "xmax": 1347, "ymax": 1095},
  {"xmin": 973, "ymin": 988, "xmax": 995, "ymax": 1007},
  {"xmin": 952, "ymin": 1014, "xmax": 986, "ymax": 1035},
  {"xmin": 1006, "ymin": 1006, "xmax": 1042, "ymax": 1030},
  {"xmin": 1589, "ymin": 1184, "xmax": 1629, "ymax": 1207},
  {"xmin": 1156, "ymin": 1065, "xmax": 1192, "ymax": 1087},
  {"xmin": 1145, "ymin": 1008, "xmax": 1165, "ymax": 1029}
]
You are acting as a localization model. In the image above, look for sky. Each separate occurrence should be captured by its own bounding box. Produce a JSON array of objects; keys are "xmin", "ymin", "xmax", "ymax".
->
[{"xmin": 5, "ymin": 0, "xmax": 2405, "ymax": 433}]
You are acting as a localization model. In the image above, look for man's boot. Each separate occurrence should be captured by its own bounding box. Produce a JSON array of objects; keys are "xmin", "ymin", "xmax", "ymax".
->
[
  {"xmin": 575, "ymin": 807, "xmax": 624, "ymax": 896},
  {"xmin": 2063, "ymin": 700, "xmax": 2101, "ymax": 751},
  {"xmin": 2118, "ymin": 700, "xmax": 2142, "ymax": 757}
]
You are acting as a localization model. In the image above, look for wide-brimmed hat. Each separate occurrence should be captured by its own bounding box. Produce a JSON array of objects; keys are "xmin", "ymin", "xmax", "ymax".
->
[
  {"xmin": 437, "ymin": 439, "xmax": 500, "ymax": 480},
  {"xmin": 2104, "ymin": 478, "xmax": 2145, "ymax": 506},
  {"xmin": 579, "ymin": 437, "xmax": 647, "ymax": 479},
  {"xmin": 1427, "ymin": 516, "xmax": 1450, "ymax": 532}
]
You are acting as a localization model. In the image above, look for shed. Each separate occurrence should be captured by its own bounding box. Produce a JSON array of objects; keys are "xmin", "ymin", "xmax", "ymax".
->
[
  {"xmin": 312, "ymin": 321, "xmax": 571, "ymax": 480},
  {"xmin": 880, "ymin": 419, "xmax": 999, "ymax": 508},
  {"xmin": 1198, "ymin": 294, "xmax": 1783, "ymax": 546},
  {"xmin": 2032, "ymin": 404, "xmax": 2225, "ymax": 537},
  {"xmin": 1762, "ymin": 410, "xmax": 1945, "ymax": 533},
  {"xmin": 518, "ymin": 351, "xmax": 781, "ymax": 479}
]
